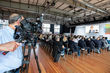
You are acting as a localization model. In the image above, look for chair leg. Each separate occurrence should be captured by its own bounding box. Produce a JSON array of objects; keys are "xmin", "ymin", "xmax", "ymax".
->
[{"xmin": 72, "ymin": 53, "xmax": 74, "ymax": 59}]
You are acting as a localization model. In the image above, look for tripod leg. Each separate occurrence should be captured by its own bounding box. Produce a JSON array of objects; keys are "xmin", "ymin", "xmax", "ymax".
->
[
  {"xmin": 21, "ymin": 44, "xmax": 26, "ymax": 73},
  {"xmin": 25, "ymin": 44, "xmax": 31, "ymax": 73},
  {"xmin": 33, "ymin": 47, "xmax": 41, "ymax": 73}
]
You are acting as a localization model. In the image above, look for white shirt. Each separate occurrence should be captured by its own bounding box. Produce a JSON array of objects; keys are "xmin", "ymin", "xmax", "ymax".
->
[
  {"xmin": 0, "ymin": 26, "xmax": 23, "ymax": 73},
  {"xmin": 74, "ymin": 39, "xmax": 78, "ymax": 43}
]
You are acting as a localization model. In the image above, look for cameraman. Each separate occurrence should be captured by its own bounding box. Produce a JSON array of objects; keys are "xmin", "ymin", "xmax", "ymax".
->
[{"xmin": 0, "ymin": 13, "xmax": 24, "ymax": 73}]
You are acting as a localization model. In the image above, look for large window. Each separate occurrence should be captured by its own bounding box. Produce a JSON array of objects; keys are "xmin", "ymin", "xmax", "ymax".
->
[
  {"xmin": 54, "ymin": 25, "xmax": 60, "ymax": 34},
  {"xmin": 42, "ymin": 23, "xmax": 50, "ymax": 33}
]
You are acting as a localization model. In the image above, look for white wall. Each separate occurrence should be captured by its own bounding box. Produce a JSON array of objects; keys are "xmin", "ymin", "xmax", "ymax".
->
[{"xmin": 74, "ymin": 21, "xmax": 110, "ymax": 39}]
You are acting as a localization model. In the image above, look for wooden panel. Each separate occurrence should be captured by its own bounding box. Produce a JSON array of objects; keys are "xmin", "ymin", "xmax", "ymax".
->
[
  {"xmin": 37, "ymin": 0, "xmax": 45, "ymax": 5},
  {"xmin": 59, "ymin": 4, "xmax": 68, "ymax": 10},
  {"xmin": 21, "ymin": 0, "xmax": 28, "ymax": 4},
  {"xmin": 28, "ymin": 44, "xmax": 110, "ymax": 73},
  {"xmin": 54, "ymin": 2, "xmax": 63, "ymax": 8}
]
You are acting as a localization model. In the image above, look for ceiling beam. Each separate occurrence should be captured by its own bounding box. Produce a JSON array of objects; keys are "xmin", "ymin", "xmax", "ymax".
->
[
  {"xmin": 0, "ymin": 0, "xmax": 71, "ymax": 17},
  {"xmin": 42, "ymin": 0, "xmax": 47, "ymax": 6},
  {"xmin": 97, "ymin": 1, "xmax": 110, "ymax": 7},
  {"xmin": 0, "ymin": 0, "xmax": 109, "ymax": 21},
  {"xmin": 36, "ymin": 0, "xmax": 39, "ymax": 6},
  {"xmin": 56, "ymin": 3, "xmax": 64, "ymax": 9},
  {"xmin": 93, "ymin": 0, "xmax": 104, "ymax": 5},
  {"xmin": 58, "ymin": 0, "xmax": 109, "ymax": 15},
  {"xmin": 77, "ymin": 0, "xmax": 109, "ymax": 14},
  {"xmin": 28, "ymin": 0, "xmax": 30, "ymax": 8}
]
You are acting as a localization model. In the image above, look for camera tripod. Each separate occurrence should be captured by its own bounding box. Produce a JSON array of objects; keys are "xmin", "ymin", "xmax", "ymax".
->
[{"xmin": 20, "ymin": 42, "xmax": 41, "ymax": 73}]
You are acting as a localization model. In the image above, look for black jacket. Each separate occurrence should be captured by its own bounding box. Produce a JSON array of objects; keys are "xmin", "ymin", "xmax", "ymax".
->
[
  {"xmin": 78, "ymin": 39, "xmax": 86, "ymax": 48},
  {"xmin": 52, "ymin": 41, "xmax": 63, "ymax": 58},
  {"xmin": 94, "ymin": 40, "xmax": 102, "ymax": 48},
  {"xmin": 69, "ymin": 40, "xmax": 79, "ymax": 51},
  {"xmin": 86, "ymin": 40, "xmax": 95, "ymax": 49},
  {"xmin": 63, "ymin": 41, "xmax": 68, "ymax": 48}
]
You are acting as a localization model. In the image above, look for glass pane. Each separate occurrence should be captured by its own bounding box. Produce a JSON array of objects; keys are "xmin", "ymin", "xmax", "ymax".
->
[
  {"xmin": 54, "ymin": 28, "xmax": 60, "ymax": 34},
  {"xmin": 42, "ymin": 23, "xmax": 50, "ymax": 28},
  {"xmin": 54, "ymin": 25, "xmax": 60, "ymax": 28}
]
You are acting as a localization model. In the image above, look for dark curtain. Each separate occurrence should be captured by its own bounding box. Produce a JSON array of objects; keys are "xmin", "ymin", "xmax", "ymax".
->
[
  {"xmin": 60, "ymin": 25, "xmax": 76, "ymax": 34},
  {"xmin": 71, "ymin": 27, "xmax": 76, "ymax": 33},
  {"xmin": 60, "ymin": 25, "xmax": 63, "ymax": 34},
  {"xmin": 62, "ymin": 25, "xmax": 70, "ymax": 33},
  {"xmin": 50, "ymin": 24, "xmax": 54, "ymax": 34}
]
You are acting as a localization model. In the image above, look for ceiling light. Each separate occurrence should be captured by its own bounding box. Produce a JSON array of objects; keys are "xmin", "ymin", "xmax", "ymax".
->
[{"xmin": 42, "ymin": 13, "xmax": 44, "ymax": 16}]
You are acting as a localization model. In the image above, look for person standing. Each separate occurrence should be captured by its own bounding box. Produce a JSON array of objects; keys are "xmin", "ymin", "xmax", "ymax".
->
[{"xmin": 0, "ymin": 13, "xmax": 24, "ymax": 73}]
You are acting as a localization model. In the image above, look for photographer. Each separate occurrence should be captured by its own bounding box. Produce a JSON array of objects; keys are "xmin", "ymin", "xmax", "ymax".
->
[{"xmin": 0, "ymin": 13, "xmax": 24, "ymax": 73}]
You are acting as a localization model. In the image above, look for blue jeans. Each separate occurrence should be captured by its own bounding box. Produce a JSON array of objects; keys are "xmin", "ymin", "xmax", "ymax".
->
[
  {"xmin": 61, "ymin": 47, "xmax": 66, "ymax": 56},
  {"xmin": 73, "ymin": 49, "xmax": 80, "ymax": 56},
  {"xmin": 97, "ymin": 48, "xmax": 101, "ymax": 54}
]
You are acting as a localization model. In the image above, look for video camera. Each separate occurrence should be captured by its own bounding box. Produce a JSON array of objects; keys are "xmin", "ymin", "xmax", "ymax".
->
[
  {"xmin": 2, "ymin": 16, "xmax": 42, "ymax": 55},
  {"xmin": 14, "ymin": 17, "xmax": 42, "ymax": 43}
]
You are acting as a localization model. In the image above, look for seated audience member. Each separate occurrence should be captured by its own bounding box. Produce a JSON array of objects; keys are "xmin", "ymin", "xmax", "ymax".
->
[
  {"xmin": 86, "ymin": 38, "xmax": 95, "ymax": 52},
  {"xmin": 107, "ymin": 38, "xmax": 110, "ymax": 45},
  {"xmin": 99, "ymin": 37, "xmax": 104, "ymax": 49},
  {"xmin": 105, "ymin": 37, "xmax": 110, "ymax": 51},
  {"xmin": 53, "ymin": 37, "xmax": 65, "ymax": 62},
  {"xmin": 102, "ymin": 37, "xmax": 109, "ymax": 50},
  {"xmin": 69, "ymin": 38, "xmax": 80, "ymax": 56},
  {"xmin": 94, "ymin": 37, "xmax": 102, "ymax": 54},
  {"xmin": 62, "ymin": 35, "xmax": 69, "ymax": 54},
  {"xmin": 91, "ymin": 36, "xmax": 96, "ymax": 44},
  {"xmin": 78, "ymin": 37, "xmax": 90, "ymax": 54},
  {"xmin": 73, "ymin": 36, "xmax": 79, "ymax": 43}
]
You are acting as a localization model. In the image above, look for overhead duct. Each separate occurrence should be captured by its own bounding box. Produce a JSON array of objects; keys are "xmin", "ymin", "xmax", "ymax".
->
[
  {"xmin": 77, "ymin": 0, "xmax": 109, "ymax": 14},
  {"xmin": 70, "ymin": 16, "xmax": 110, "ymax": 27}
]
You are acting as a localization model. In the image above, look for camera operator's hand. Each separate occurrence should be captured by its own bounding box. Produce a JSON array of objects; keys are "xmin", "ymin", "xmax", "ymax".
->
[{"xmin": 0, "ymin": 41, "xmax": 20, "ymax": 52}]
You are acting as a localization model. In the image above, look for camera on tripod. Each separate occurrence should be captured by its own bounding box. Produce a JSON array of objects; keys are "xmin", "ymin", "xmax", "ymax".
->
[
  {"xmin": 3, "ymin": 15, "xmax": 42, "ymax": 73},
  {"xmin": 14, "ymin": 17, "xmax": 42, "ymax": 43},
  {"xmin": 14, "ymin": 16, "xmax": 42, "ymax": 73}
]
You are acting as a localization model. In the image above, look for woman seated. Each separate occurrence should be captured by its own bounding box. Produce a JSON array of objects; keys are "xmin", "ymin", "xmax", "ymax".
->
[{"xmin": 62, "ymin": 35, "xmax": 69, "ymax": 54}]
